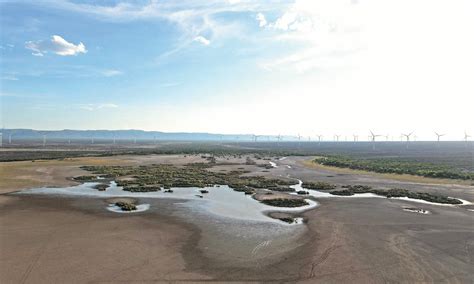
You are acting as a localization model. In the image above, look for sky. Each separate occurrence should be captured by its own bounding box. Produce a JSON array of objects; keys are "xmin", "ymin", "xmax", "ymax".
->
[{"xmin": 1, "ymin": 0, "xmax": 473, "ymax": 141}]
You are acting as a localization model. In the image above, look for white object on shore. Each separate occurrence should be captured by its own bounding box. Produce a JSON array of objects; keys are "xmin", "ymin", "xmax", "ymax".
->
[{"xmin": 403, "ymin": 208, "xmax": 430, "ymax": 214}]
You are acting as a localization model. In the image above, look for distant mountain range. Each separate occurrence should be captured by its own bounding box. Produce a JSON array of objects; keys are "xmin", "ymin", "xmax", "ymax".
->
[{"xmin": 0, "ymin": 129, "xmax": 286, "ymax": 142}]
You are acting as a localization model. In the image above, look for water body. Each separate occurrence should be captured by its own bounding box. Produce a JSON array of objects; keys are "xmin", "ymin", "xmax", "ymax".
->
[
  {"xmin": 268, "ymin": 161, "xmax": 278, "ymax": 168},
  {"xmin": 290, "ymin": 179, "xmax": 471, "ymax": 206},
  {"xmin": 17, "ymin": 181, "xmax": 316, "ymax": 224}
]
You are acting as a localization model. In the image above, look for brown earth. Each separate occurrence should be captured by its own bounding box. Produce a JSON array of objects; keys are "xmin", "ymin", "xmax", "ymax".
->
[{"xmin": 1, "ymin": 154, "xmax": 473, "ymax": 283}]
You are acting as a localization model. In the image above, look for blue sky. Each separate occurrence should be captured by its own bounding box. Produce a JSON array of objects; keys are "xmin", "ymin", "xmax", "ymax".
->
[{"xmin": 1, "ymin": 0, "xmax": 473, "ymax": 140}]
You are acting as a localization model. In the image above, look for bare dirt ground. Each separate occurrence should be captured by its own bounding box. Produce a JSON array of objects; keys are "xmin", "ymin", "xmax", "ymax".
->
[
  {"xmin": 0, "ymin": 154, "xmax": 208, "ymax": 194},
  {"xmin": 1, "ymin": 154, "xmax": 473, "ymax": 283}
]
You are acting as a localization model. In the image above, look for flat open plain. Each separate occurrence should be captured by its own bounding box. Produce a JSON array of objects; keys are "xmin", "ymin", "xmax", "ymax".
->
[{"xmin": 1, "ymin": 145, "xmax": 473, "ymax": 283}]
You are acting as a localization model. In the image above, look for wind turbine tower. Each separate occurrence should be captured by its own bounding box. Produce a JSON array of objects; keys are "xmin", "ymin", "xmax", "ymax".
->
[
  {"xmin": 464, "ymin": 131, "xmax": 471, "ymax": 147},
  {"xmin": 401, "ymin": 132, "xmax": 413, "ymax": 149},
  {"xmin": 369, "ymin": 130, "xmax": 381, "ymax": 151},
  {"xmin": 464, "ymin": 131, "xmax": 471, "ymax": 142},
  {"xmin": 434, "ymin": 132, "xmax": 445, "ymax": 147}
]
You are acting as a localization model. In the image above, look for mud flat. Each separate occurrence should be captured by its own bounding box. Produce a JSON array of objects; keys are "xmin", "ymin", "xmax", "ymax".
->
[{"xmin": 1, "ymin": 153, "xmax": 474, "ymax": 282}]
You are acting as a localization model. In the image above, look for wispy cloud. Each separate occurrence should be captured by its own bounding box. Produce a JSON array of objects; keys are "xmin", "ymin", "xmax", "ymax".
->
[
  {"xmin": 256, "ymin": 0, "xmax": 364, "ymax": 73},
  {"xmin": 78, "ymin": 103, "xmax": 119, "ymax": 111},
  {"xmin": 1, "ymin": 74, "xmax": 19, "ymax": 81},
  {"xmin": 25, "ymin": 35, "xmax": 87, "ymax": 56},
  {"xmin": 193, "ymin": 36, "xmax": 210, "ymax": 46},
  {"xmin": 6, "ymin": 66, "xmax": 124, "ymax": 79},
  {"xmin": 101, "ymin": 69, "xmax": 123, "ymax": 77},
  {"xmin": 33, "ymin": 1, "xmax": 286, "ymax": 60},
  {"xmin": 159, "ymin": 82, "xmax": 181, "ymax": 88}
]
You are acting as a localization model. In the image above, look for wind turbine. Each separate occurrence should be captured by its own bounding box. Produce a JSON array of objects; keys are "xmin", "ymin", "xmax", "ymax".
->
[
  {"xmin": 0, "ymin": 131, "xmax": 3, "ymax": 147},
  {"xmin": 464, "ymin": 131, "xmax": 471, "ymax": 148},
  {"xmin": 434, "ymin": 132, "xmax": 445, "ymax": 147},
  {"xmin": 464, "ymin": 131, "xmax": 471, "ymax": 142},
  {"xmin": 316, "ymin": 134, "xmax": 323, "ymax": 146},
  {"xmin": 369, "ymin": 130, "xmax": 381, "ymax": 150},
  {"xmin": 296, "ymin": 133, "xmax": 302, "ymax": 148},
  {"xmin": 334, "ymin": 134, "xmax": 340, "ymax": 142},
  {"xmin": 401, "ymin": 132, "xmax": 413, "ymax": 149},
  {"xmin": 352, "ymin": 134, "xmax": 358, "ymax": 142}
]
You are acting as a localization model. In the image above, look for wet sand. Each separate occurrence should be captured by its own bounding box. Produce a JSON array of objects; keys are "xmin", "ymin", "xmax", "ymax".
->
[{"xmin": 1, "ymin": 154, "xmax": 473, "ymax": 282}]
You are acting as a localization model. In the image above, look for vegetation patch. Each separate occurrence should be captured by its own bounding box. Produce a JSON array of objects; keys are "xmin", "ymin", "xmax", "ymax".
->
[
  {"xmin": 341, "ymin": 184, "xmax": 372, "ymax": 193},
  {"xmin": 80, "ymin": 163, "xmax": 294, "ymax": 194},
  {"xmin": 261, "ymin": 198, "xmax": 309, "ymax": 207},
  {"xmin": 278, "ymin": 217, "xmax": 296, "ymax": 224},
  {"xmin": 73, "ymin": 175, "xmax": 97, "ymax": 182},
  {"xmin": 314, "ymin": 156, "xmax": 474, "ymax": 180},
  {"xmin": 329, "ymin": 189, "xmax": 354, "ymax": 196},
  {"xmin": 114, "ymin": 201, "xmax": 137, "ymax": 211},
  {"xmin": 302, "ymin": 181, "xmax": 336, "ymax": 190},
  {"xmin": 93, "ymin": 183, "xmax": 108, "ymax": 191},
  {"xmin": 328, "ymin": 187, "xmax": 462, "ymax": 204}
]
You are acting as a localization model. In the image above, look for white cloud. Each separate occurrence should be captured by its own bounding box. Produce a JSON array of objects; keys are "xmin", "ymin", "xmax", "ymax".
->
[
  {"xmin": 78, "ymin": 103, "xmax": 118, "ymax": 111},
  {"xmin": 256, "ymin": 12, "xmax": 267, "ymax": 27},
  {"xmin": 101, "ymin": 69, "xmax": 123, "ymax": 77},
  {"xmin": 193, "ymin": 36, "xmax": 210, "ymax": 46},
  {"xmin": 25, "ymin": 35, "xmax": 87, "ymax": 56},
  {"xmin": 259, "ymin": 0, "xmax": 364, "ymax": 73},
  {"xmin": 1, "ymin": 74, "xmax": 19, "ymax": 81}
]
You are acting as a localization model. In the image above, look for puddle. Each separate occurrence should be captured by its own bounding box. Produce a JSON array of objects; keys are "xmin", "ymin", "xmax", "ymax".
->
[
  {"xmin": 403, "ymin": 208, "xmax": 430, "ymax": 214},
  {"xmin": 392, "ymin": 196, "xmax": 472, "ymax": 206},
  {"xmin": 290, "ymin": 180, "xmax": 382, "ymax": 199}
]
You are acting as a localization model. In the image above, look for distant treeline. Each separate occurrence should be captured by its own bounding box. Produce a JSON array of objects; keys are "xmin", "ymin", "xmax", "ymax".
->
[
  {"xmin": 314, "ymin": 156, "xmax": 474, "ymax": 180},
  {"xmin": 0, "ymin": 145, "xmax": 307, "ymax": 162}
]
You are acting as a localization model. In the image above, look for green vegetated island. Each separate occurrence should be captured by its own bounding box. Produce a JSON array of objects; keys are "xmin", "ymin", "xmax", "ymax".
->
[
  {"xmin": 76, "ymin": 160, "xmax": 463, "ymax": 206},
  {"xmin": 313, "ymin": 156, "xmax": 474, "ymax": 181}
]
